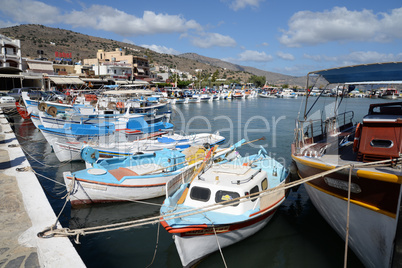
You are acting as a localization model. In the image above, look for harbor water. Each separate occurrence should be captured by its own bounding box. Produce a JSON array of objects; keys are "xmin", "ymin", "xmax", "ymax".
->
[{"xmin": 11, "ymin": 96, "xmax": 390, "ymax": 267}]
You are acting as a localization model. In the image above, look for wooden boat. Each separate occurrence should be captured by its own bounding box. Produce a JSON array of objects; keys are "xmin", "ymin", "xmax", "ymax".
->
[
  {"xmin": 160, "ymin": 146, "xmax": 289, "ymax": 267},
  {"xmin": 380, "ymin": 88, "xmax": 398, "ymax": 99},
  {"xmin": 232, "ymin": 89, "xmax": 244, "ymax": 99},
  {"xmin": 278, "ymin": 89, "xmax": 297, "ymax": 98},
  {"xmin": 51, "ymin": 131, "xmax": 225, "ymax": 162},
  {"xmin": 291, "ymin": 62, "xmax": 402, "ymax": 268},
  {"xmin": 63, "ymin": 144, "xmax": 237, "ymax": 207},
  {"xmin": 15, "ymin": 100, "xmax": 30, "ymax": 119}
]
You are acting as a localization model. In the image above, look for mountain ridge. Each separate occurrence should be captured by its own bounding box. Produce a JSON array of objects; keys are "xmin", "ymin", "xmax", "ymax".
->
[{"xmin": 0, "ymin": 24, "xmax": 308, "ymax": 87}]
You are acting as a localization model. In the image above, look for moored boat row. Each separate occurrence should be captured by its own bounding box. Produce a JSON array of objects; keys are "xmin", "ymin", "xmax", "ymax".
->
[{"xmin": 12, "ymin": 61, "xmax": 402, "ymax": 267}]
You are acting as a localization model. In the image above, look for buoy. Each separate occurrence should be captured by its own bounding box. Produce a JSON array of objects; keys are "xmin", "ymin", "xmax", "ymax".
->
[
  {"xmin": 108, "ymin": 102, "xmax": 117, "ymax": 110},
  {"xmin": 116, "ymin": 101, "xmax": 124, "ymax": 109},
  {"xmin": 47, "ymin": 106, "xmax": 58, "ymax": 117},
  {"xmin": 38, "ymin": 102, "xmax": 47, "ymax": 111}
]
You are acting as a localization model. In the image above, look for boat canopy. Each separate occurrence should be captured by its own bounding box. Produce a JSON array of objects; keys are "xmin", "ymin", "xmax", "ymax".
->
[
  {"xmin": 310, "ymin": 62, "xmax": 402, "ymax": 84},
  {"xmin": 102, "ymin": 89, "xmax": 154, "ymax": 95}
]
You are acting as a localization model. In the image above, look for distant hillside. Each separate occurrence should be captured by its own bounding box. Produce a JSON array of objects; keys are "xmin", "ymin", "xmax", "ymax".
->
[
  {"xmin": 179, "ymin": 53, "xmax": 307, "ymax": 87},
  {"xmin": 0, "ymin": 24, "xmax": 308, "ymax": 87}
]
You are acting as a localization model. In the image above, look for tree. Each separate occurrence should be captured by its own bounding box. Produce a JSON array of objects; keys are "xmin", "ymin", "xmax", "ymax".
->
[
  {"xmin": 248, "ymin": 75, "xmax": 266, "ymax": 87},
  {"xmin": 211, "ymin": 69, "xmax": 219, "ymax": 82}
]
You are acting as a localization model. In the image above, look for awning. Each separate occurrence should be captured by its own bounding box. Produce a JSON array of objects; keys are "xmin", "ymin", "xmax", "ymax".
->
[
  {"xmin": 115, "ymin": 80, "xmax": 129, "ymax": 84},
  {"xmin": 103, "ymin": 89, "xmax": 154, "ymax": 95},
  {"xmin": 0, "ymin": 74, "xmax": 23, "ymax": 78},
  {"xmin": 137, "ymin": 68, "xmax": 144, "ymax": 73},
  {"xmin": 310, "ymin": 62, "xmax": 402, "ymax": 84},
  {"xmin": 28, "ymin": 62, "xmax": 53, "ymax": 71},
  {"xmin": 81, "ymin": 78, "xmax": 106, "ymax": 82},
  {"xmin": 0, "ymin": 74, "xmax": 42, "ymax": 79},
  {"xmin": 49, "ymin": 77, "xmax": 84, "ymax": 85}
]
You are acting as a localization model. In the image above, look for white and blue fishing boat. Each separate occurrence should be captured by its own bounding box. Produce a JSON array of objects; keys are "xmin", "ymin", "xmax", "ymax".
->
[
  {"xmin": 63, "ymin": 144, "xmax": 236, "ymax": 207},
  {"xmin": 38, "ymin": 114, "xmax": 173, "ymax": 143},
  {"xmin": 51, "ymin": 131, "xmax": 225, "ymax": 162},
  {"xmin": 38, "ymin": 122, "xmax": 116, "ymax": 143},
  {"xmin": 160, "ymin": 146, "xmax": 289, "ymax": 267}
]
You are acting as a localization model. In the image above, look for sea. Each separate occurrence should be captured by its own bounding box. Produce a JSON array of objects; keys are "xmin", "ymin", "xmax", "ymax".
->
[{"xmin": 11, "ymin": 96, "xmax": 391, "ymax": 268}]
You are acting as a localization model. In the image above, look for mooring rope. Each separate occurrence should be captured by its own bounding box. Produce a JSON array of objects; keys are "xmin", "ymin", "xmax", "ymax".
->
[
  {"xmin": 213, "ymin": 225, "xmax": 228, "ymax": 268},
  {"xmin": 145, "ymin": 223, "xmax": 161, "ymax": 268},
  {"xmin": 38, "ymin": 157, "xmax": 401, "ymax": 242}
]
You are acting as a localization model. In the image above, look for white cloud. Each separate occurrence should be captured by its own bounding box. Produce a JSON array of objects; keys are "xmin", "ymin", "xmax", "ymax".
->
[
  {"xmin": 189, "ymin": 32, "xmax": 237, "ymax": 48},
  {"xmin": 67, "ymin": 7, "xmax": 202, "ymax": 36},
  {"xmin": 0, "ymin": 1, "xmax": 202, "ymax": 37},
  {"xmin": 140, "ymin": 44, "xmax": 180, "ymax": 55},
  {"xmin": 0, "ymin": 0, "xmax": 61, "ymax": 24},
  {"xmin": 238, "ymin": 50, "xmax": 273, "ymax": 62},
  {"xmin": 228, "ymin": 0, "xmax": 264, "ymax": 11},
  {"xmin": 279, "ymin": 7, "xmax": 402, "ymax": 47},
  {"xmin": 277, "ymin": 51, "xmax": 295, "ymax": 60}
]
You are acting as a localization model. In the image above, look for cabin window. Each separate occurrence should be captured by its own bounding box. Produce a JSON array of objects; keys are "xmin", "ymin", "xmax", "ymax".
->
[
  {"xmin": 215, "ymin": 190, "xmax": 240, "ymax": 206},
  {"xmin": 249, "ymin": 185, "xmax": 259, "ymax": 202},
  {"xmin": 370, "ymin": 139, "xmax": 393, "ymax": 148},
  {"xmin": 261, "ymin": 178, "xmax": 268, "ymax": 190},
  {"xmin": 190, "ymin": 186, "xmax": 211, "ymax": 202}
]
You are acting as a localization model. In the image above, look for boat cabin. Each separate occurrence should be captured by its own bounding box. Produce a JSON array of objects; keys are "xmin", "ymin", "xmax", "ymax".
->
[
  {"xmin": 356, "ymin": 102, "xmax": 402, "ymax": 162},
  {"xmin": 183, "ymin": 164, "xmax": 269, "ymax": 215}
]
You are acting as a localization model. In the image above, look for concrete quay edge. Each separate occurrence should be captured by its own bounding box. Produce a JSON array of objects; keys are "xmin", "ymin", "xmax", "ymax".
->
[{"xmin": 0, "ymin": 109, "xmax": 86, "ymax": 268}]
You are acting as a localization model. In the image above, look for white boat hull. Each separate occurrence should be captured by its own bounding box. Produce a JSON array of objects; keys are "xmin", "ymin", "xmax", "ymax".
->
[
  {"xmin": 174, "ymin": 211, "xmax": 276, "ymax": 267},
  {"xmin": 50, "ymin": 133, "xmax": 224, "ymax": 162},
  {"xmin": 64, "ymin": 170, "xmax": 189, "ymax": 206},
  {"xmin": 305, "ymin": 183, "xmax": 398, "ymax": 268}
]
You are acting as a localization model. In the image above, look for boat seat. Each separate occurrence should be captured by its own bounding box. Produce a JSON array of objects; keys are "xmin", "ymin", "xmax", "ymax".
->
[{"xmin": 109, "ymin": 167, "xmax": 139, "ymax": 181}]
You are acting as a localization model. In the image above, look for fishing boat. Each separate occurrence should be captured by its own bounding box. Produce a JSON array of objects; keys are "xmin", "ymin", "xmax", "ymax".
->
[
  {"xmin": 278, "ymin": 89, "xmax": 297, "ymax": 98},
  {"xmin": 21, "ymin": 91, "xmax": 81, "ymax": 117},
  {"xmin": 15, "ymin": 100, "xmax": 30, "ymax": 119},
  {"xmin": 63, "ymin": 144, "xmax": 236, "ymax": 207},
  {"xmin": 291, "ymin": 62, "xmax": 402, "ymax": 268},
  {"xmin": 51, "ymin": 131, "xmax": 225, "ymax": 162},
  {"xmin": 232, "ymin": 89, "xmax": 244, "ymax": 99},
  {"xmin": 32, "ymin": 102, "xmax": 168, "ymax": 130},
  {"xmin": 258, "ymin": 92, "xmax": 276, "ymax": 98},
  {"xmin": 198, "ymin": 93, "xmax": 212, "ymax": 102},
  {"xmin": 380, "ymin": 88, "xmax": 399, "ymax": 100},
  {"xmin": 160, "ymin": 146, "xmax": 289, "ymax": 267},
  {"xmin": 38, "ymin": 114, "xmax": 173, "ymax": 149}
]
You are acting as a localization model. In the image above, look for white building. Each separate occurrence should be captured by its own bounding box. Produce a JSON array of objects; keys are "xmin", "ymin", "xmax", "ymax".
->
[{"xmin": 0, "ymin": 34, "xmax": 22, "ymax": 73}]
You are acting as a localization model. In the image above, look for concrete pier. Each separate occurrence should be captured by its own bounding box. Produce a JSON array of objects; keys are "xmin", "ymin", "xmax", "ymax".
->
[{"xmin": 0, "ymin": 108, "xmax": 85, "ymax": 267}]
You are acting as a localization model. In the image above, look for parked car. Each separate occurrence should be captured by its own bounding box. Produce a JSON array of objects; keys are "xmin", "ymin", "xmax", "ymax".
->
[
  {"xmin": 0, "ymin": 92, "xmax": 15, "ymax": 104},
  {"xmin": 44, "ymin": 91, "xmax": 66, "ymax": 101},
  {"xmin": 7, "ymin": 87, "xmax": 42, "ymax": 100}
]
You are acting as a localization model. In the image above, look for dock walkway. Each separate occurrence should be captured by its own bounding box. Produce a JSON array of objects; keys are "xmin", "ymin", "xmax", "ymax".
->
[{"xmin": 0, "ymin": 108, "xmax": 85, "ymax": 267}]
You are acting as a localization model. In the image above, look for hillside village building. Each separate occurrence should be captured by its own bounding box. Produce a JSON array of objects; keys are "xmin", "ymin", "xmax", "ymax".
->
[
  {"xmin": 83, "ymin": 49, "xmax": 150, "ymax": 81},
  {"xmin": 0, "ymin": 34, "xmax": 22, "ymax": 73}
]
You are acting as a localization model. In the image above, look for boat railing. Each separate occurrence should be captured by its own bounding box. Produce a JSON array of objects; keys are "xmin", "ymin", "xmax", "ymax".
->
[
  {"xmin": 294, "ymin": 111, "xmax": 354, "ymax": 153},
  {"xmin": 231, "ymin": 168, "xmax": 262, "ymax": 185}
]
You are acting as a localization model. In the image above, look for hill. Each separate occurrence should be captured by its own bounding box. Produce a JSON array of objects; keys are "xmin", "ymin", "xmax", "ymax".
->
[{"xmin": 0, "ymin": 24, "xmax": 307, "ymax": 87}]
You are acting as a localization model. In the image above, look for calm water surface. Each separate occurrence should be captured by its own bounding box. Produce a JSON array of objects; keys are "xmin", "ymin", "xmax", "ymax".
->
[{"xmin": 13, "ymin": 96, "xmax": 389, "ymax": 267}]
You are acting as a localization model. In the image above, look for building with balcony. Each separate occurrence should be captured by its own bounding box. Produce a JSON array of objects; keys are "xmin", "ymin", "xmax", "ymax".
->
[
  {"xmin": 83, "ymin": 48, "xmax": 150, "ymax": 80},
  {"xmin": 0, "ymin": 34, "xmax": 22, "ymax": 73}
]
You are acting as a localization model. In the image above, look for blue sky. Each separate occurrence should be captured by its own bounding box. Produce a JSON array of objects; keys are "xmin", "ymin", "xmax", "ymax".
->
[{"xmin": 0, "ymin": 0, "xmax": 401, "ymax": 76}]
